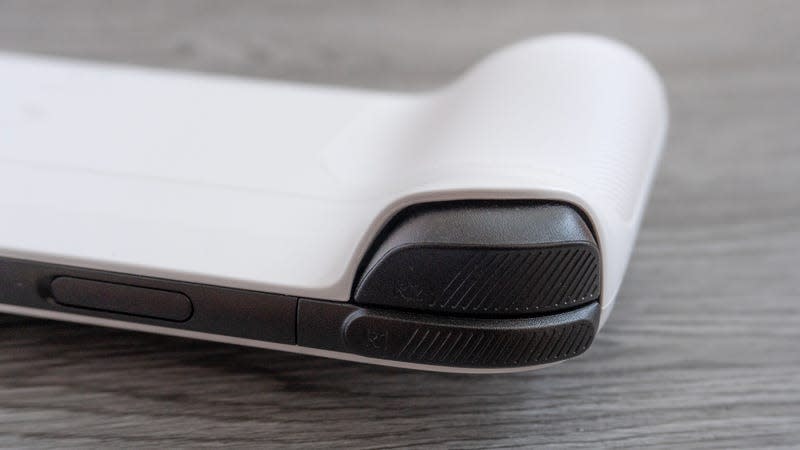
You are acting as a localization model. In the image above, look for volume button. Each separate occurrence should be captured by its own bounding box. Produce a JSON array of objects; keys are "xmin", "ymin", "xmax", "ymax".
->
[{"xmin": 51, "ymin": 277, "xmax": 193, "ymax": 322}]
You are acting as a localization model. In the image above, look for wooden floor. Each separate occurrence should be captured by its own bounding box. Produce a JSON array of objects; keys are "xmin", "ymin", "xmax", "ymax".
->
[{"xmin": 1, "ymin": 1, "xmax": 799, "ymax": 447}]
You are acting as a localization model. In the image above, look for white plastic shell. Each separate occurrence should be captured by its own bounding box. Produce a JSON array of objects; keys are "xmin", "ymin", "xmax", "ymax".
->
[{"xmin": 0, "ymin": 34, "xmax": 667, "ymax": 329}]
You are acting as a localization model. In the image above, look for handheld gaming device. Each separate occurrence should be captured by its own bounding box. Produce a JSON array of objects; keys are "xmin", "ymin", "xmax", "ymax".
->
[{"xmin": 0, "ymin": 34, "xmax": 667, "ymax": 372}]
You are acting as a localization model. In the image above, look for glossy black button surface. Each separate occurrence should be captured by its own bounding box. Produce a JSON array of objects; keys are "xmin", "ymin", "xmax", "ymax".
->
[{"xmin": 51, "ymin": 277, "xmax": 193, "ymax": 322}]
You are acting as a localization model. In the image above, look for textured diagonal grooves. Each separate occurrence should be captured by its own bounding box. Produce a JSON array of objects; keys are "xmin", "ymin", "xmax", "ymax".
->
[
  {"xmin": 431, "ymin": 245, "xmax": 600, "ymax": 315},
  {"xmin": 353, "ymin": 202, "xmax": 602, "ymax": 317},
  {"xmin": 450, "ymin": 253, "xmax": 504, "ymax": 310},
  {"xmin": 342, "ymin": 302, "xmax": 600, "ymax": 368},
  {"xmin": 438, "ymin": 252, "xmax": 486, "ymax": 309},
  {"xmin": 460, "ymin": 252, "xmax": 516, "ymax": 311}
]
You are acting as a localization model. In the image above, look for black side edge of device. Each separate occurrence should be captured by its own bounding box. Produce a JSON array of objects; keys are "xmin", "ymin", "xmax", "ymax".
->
[
  {"xmin": 0, "ymin": 200, "xmax": 603, "ymax": 369},
  {"xmin": 0, "ymin": 257, "xmax": 298, "ymax": 344}
]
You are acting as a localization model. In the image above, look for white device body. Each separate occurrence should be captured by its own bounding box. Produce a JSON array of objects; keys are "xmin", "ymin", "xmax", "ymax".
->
[{"xmin": 0, "ymin": 34, "xmax": 667, "ymax": 371}]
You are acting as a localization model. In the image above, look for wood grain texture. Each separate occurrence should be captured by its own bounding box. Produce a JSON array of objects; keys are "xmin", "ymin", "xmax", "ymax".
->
[{"xmin": 1, "ymin": 0, "xmax": 799, "ymax": 447}]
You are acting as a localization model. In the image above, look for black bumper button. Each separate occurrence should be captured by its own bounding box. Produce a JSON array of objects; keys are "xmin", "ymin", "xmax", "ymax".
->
[{"xmin": 298, "ymin": 299, "xmax": 600, "ymax": 368}]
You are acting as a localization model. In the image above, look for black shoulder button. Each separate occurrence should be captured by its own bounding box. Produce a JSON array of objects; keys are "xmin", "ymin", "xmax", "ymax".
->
[
  {"xmin": 353, "ymin": 202, "xmax": 600, "ymax": 316},
  {"xmin": 298, "ymin": 298, "xmax": 600, "ymax": 368}
]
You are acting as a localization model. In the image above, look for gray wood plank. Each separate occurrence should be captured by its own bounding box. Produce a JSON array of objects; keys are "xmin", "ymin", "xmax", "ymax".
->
[{"xmin": 0, "ymin": 0, "xmax": 799, "ymax": 447}]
